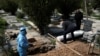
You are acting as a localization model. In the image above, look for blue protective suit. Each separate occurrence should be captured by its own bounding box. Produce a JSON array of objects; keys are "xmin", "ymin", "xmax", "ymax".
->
[{"xmin": 17, "ymin": 27, "xmax": 29, "ymax": 56}]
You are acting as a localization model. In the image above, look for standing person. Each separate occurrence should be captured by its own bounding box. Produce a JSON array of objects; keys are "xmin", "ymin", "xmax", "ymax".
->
[
  {"xmin": 74, "ymin": 9, "xmax": 83, "ymax": 30},
  {"xmin": 61, "ymin": 19, "xmax": 76, "ymax": 43},
  {"xmin": 17, "ymin": 27, "xmax": 29, "ymax": 56}
]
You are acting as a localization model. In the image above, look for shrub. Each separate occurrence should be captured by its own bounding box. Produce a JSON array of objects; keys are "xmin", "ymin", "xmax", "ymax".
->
[
  {"xmin": 0, "ymin": 17, "xmax": 8, "ymax": 56},
  {"xmin": 0, "ymin": 0, "xmax": 18, "ymax": 15},
  {"xmin": 0, "ymin": 17, "xmax": 8, "ymax": 29}
]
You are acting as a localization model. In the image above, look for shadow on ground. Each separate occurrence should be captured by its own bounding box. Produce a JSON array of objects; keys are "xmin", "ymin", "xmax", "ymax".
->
[{"xmin": 89, "ymin": 52, "xmax": 100, "ymax": 56}]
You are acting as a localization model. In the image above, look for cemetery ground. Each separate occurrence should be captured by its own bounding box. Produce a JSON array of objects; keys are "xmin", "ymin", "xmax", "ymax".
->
[
  {"xmin": 13, "ymin": 18, "xmax": 100, "ymax": 56},
  {"xmin": 34, "ymin": 41, "xmax": 100, "ymax": 56},
  {"xmin": 0, "ymin": 10, "xmax": 100, "ymax": 56}
]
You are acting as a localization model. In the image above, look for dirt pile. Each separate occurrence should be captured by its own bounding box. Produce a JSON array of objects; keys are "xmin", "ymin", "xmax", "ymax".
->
[
  {"xmin": 33, "ymin": 41, "xmax": 100, "ymax": 56},
  {"xmin": 67, "ymin": 41, "xmax": 100, "ymax": 56},
  {"xmin": 28, "ymin": 37, "xmax": 55, "ymax": 55}
]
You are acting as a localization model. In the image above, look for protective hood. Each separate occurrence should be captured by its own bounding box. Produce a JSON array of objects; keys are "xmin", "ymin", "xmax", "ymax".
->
[{"xmin": 19, "ymin": 27, "xmax": 27, "ymax": 35}]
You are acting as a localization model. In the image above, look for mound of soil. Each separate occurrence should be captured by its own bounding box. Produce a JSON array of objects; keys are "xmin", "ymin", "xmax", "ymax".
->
[
  {"xmin": 30, "ymin": 41, "xmax": 100, "ymax": 56},
  {"xmin": 27, "ymin": 37, "xmax": 55, "ymax": 55}
]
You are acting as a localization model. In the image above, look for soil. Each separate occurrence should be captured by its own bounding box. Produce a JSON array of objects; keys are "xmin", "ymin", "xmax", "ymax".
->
[
  {"xmin": 28, "ymin": 40, "xmax": 100, "ymax": 56},
  {"xmin": 27, "ymin": 37, "xmax": 55, "ymax": 55},
  {"xmin": 67, "ymin": 41, "xmax": 100, "ymax": 56},
  {"xmin": 6, "ymin": 29, "xmax": 100, "ymax": 56}
]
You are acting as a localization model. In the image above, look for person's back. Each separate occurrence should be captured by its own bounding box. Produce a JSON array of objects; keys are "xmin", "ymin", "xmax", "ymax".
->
[
  {"xmin": 75, "ymin": 10, "xmax": 83, "ymax": 20},
  {"xmin": 62, "ymin": 20, "xmax": 72, "ymax": 30},
  {"xmin": 62, "ymin": 20, "xmax": 76, "ymax": 31}
]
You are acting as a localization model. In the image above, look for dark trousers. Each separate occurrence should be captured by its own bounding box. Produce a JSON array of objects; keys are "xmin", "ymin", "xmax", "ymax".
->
[
  {"xmin": 63, "ymin": 25, "xmax": 76, "ymax": 43},
  {"xmin": 76, "ymin": 20, "xmax": 81, "ymax": 30}
]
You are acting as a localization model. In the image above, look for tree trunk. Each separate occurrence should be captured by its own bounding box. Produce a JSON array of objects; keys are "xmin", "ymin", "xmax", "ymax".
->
[
  {"xmin": 37, "ymin": 24, "xmax": 45, "ymax": 35},
  {"xmin": 37, "ymin": 24, "xmax": 48, "ymax": 35}
]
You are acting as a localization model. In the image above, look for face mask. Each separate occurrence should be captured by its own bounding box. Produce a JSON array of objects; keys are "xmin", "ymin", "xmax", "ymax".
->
[
  {"xmin": 21, "ymin": 30, "xmax": 27, "ymax": 35},
  {"xmin": 24, "ymin": 30, "xmax": 27, "ymax": 35},
  {"xmin": 25, "ymin": 31, "xmax": 27, "ymax": 35}
]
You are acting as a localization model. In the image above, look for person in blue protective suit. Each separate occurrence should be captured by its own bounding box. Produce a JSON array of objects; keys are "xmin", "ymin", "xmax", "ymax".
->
[{"xmin": 17, "ymin": 27, "xmax": 29, "ymax": 56}]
